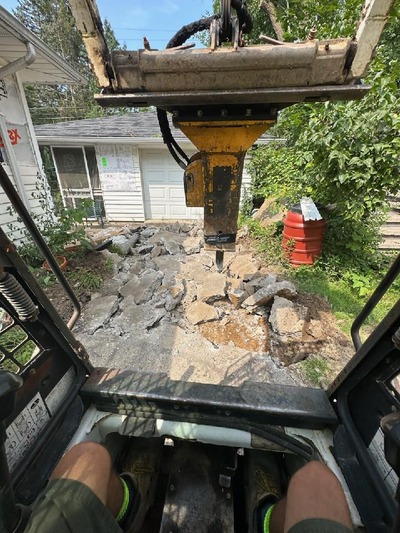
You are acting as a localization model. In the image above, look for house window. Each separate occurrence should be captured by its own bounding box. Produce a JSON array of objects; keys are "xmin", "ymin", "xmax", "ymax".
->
[{"xmin": 52, "ymin": 146, "xmax": 104, "ymax": 219}]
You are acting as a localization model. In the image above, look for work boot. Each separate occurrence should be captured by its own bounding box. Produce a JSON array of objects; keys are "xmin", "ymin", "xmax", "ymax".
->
[
  {"xmin": 117, "ymin": 472, "xmax": 141, "ymax": 532},
  {"xmin": 120, "ymin": 437, "xmax": 163, "ymax": 532},
  {"xmin": 245, "ymin": 449, "xmax": 282, "ymax": 533}
]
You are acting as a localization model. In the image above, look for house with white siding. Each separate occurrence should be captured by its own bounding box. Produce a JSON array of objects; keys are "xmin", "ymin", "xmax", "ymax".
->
[
  {"xmin": 34, "ymin": 112, "xmax": 264, "ymax": 224},
  {"xmin": 0, "ymin": 6, "xmax": 85, "ymax": 242}
]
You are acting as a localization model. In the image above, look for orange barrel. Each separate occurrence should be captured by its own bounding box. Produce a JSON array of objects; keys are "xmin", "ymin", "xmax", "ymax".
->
[{"xmin": 282, "ymin": 204, "xmax": 326, "ymax": 267}]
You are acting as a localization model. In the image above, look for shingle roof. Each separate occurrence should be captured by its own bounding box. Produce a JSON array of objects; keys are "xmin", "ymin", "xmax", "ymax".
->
[{"xmin": 34, "ymin": 111, "xmax": 186, "ymax": 140}]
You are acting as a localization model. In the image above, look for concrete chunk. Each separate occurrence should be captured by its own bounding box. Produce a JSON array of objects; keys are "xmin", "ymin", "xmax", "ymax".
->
[
  {"xmin": 242, "ymin": 281, "xmax": 297, "ymax": 310},
  {"xmin": 165, "ymin": 282, "xmax": 185, "ymax": 312},
  {"xmin": 182, "ymin": 236, "xmax": 202, "ymax": 255},
  {"xmin": 111, "ymin": 234, "xmax": 139, "ymax": 255},
  {"xmin": 198, "ymin": 273, "xmax": 227, "ymax": 303},
  {"xmin": 269, "ymin": 296, "xmax": 308, "ymax": 339},
  {"xmin": 228, "ymin": 288, "xmax": 247, "ymax": 308},
  {"xmin": 228, "ymin": 254, "xmax": 260, "ymax": 280},
  {"xmin": 120, "ymin": 269, "xmax": 164, "ymax": 304},
  {"xmin": 81, "ymin": 295, "xmax": 119, "ymax": 334},
  {"xmin": 136, "ymin": 243, "xmax": 155, "ymax": 255},
  {"xmin": 244, "ymin": 275, "xmax": 277, "ymax": 295},
  {"xmin": 186, "ymin": 301, "xmax": 219, "ymax": 325}
]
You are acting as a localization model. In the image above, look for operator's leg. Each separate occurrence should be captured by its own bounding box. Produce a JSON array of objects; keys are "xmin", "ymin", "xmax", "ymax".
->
[
  {"xmin": 26, "ymin": 442, "xmax": 138, "ymax": 533},
  {"xmin": 283, "ymin": 461, "xmax": 353, "ymax": 532},
  {"xmin": 262, "ymin": 461, "xmax": 353, "ymax": 533},
  {"xmin": 50, "ymin": 441, "xmax": 123, "ymax": 516}
]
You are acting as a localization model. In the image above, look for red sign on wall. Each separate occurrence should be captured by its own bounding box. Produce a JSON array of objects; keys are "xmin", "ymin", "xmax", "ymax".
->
[{"xmin": 0, "ymin": 129, "xmax": 21, "ymax": 147}]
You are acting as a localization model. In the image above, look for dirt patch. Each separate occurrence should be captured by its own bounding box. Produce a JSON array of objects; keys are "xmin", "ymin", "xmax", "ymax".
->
[
  {"xmin": 39, "ymin": 251, "xmax": 113, "ymax": 322},
  {"xmin": 200, "ymin": 307, "xmax": 269, "ymax": 352}
]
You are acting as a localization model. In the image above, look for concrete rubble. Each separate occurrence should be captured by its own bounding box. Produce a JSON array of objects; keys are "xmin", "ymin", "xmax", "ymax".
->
[
  {"xmin": 242, "ymin": 281, "xmax": 297, "ymax": 311},
  {"xmin": 76, "ymin": 222, "xmax": 342, "ymax": 386}
]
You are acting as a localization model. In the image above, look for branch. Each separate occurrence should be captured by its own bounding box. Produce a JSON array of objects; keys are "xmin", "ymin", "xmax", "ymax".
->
[{"xmin": 259, "ymin": 0, "xmax": 284, "ymax": 42}]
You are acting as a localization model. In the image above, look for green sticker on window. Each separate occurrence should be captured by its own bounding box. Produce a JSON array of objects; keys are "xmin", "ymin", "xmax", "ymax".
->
[{"xmin": 102, "ymin": 157, "xmax": 107, "ymax": 167}]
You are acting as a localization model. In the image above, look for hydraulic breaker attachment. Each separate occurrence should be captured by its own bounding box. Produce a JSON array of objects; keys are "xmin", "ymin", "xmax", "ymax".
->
[{"xmin": 176, "ymin": 115, "xmax": 276, "ymax": 269}]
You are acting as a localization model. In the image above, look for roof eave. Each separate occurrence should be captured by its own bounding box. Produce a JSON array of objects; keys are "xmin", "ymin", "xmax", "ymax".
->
[
  {"xmin": 0, "ymin": 6, "xmax": 86, "ymax": 85},
  {"xmin": 35, "ymin": 135, "xmax": 192, "ymax": 145}
]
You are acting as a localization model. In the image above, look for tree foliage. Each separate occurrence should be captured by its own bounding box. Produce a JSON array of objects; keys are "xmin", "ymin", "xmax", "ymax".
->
[
  {"xmin": 213, "ymin": 0, "xmax": 364, "ymax": 42},
  {"xmin": 13, "ymin": 0, "xmax": 121, "ymax": 124},
  {"xmin": 237, "ymin": 1, "xmax": 400, "ymax": 265}
]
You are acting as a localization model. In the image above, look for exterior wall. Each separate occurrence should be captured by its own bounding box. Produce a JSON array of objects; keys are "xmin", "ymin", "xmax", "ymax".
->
[
  {"xmin": 43, "ymin": 140, "xmax": 256, "ymax": 223},
  {"xmin": 0, "ymin": 74, "xmax": 51, "ymax": 243},
  {"xmin": 95, "ymin": 144, "xmax": 145, "ymax": 222},
  {"xmin": 380, "ymin": 195, "xmax": 400, "ymax": 250}
]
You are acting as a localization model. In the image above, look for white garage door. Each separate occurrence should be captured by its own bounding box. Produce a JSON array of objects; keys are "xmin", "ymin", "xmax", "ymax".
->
[{"xmin": 141, "ymin": 150, "xmax": 204, "ymax": 220}]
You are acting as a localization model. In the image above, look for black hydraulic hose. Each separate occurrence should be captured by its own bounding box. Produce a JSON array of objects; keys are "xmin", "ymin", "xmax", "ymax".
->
[
  {"xmin": 166, "ymin": 16, "xmax": 216, "ymax": 49},
  {"xmin": 156, "ymin": 108, "xmax": 189, "ymax": 169},
  {"xmin": 231, "ymin": 0, "xmax": 253, "ymax": 34},
  {"xmin": 0, "ymin": 164, "xmax": 81, "ymax": 329},
  {"xmin": 158, "ymin": 17, "xmax": 219, "ymax": 170},
  {"xmin": 158, "ymin": 3, "xmax": 254, "ymax": 168}
]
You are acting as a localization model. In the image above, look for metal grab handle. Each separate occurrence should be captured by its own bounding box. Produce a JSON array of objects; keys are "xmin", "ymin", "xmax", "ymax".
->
[
  {"xmin": 0, "ymin": 163, "xmax": 81, "ymax": 329},
  {"xmin": 351, "ymin": 253, "xmax": 400, "ymax": 350}
]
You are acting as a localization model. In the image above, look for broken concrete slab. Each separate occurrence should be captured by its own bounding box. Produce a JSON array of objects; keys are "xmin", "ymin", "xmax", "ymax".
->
[
  {"xmin": 227, "ymin": 288, "xmax": 247, "ymax": 308},
  {"xmin": 227, "ymin": 278, "xmax": 244, "ymax": 291},
  {"xmin": 180, "ymin": 261, "xmax": 209, "ymax": 285},
  {"xmin": 113, "ymin": 298, "xmax": 166, "ymax": 334},
  {"xmin": 126, "ymin": 257, "xmax": 147, "ymax": 276},
  {"xmin": 227, "ymin": 254, "xmax": 260, "ymax": 280},
  {"xmin": 186, "ymin": 301, "xmax": 220, "ymax": 325},
  {"xmin": 242, "ymin": 281, "xmax": 297, "ymax": 311},
  {"xmin": 119, "ymin": 269, "xmax": 164, "ymax": 304},
  {"xmin": 244, "ymin": 275, "xmax": 277, "ymax": 295},
  {"xmin": 195, "ymin": 253, "xmax": 214, "ymax": 269},
  {"xmin": 198, "ymin": 272, "xmax": 227, "ymax": 303},
  {"xmin": 161, "ymin": 236, "xmax": 182, "ymax": 255},
  {"xmin": 136, "ymin": 243, "xmax": 155, "ymax": 255},
  {"xmin": 165, "ymin": 282, "xmax": 186, "ymax": 312},
  {"xmin": 141, "ymin": 227, "xmax": 159, "ymax": 239},
  {"xmin": 149, "ymin": 230, "xmax": 185, "ymax": 254},
  {"xmin": 153, "ymin": 255, "xmax": 185, "ymax": 286},
  {"xmin": 111, "ymin": 234, "xmax": 139, "ymax": 255},
  {"xmin": 182, "ymin": 236, "xmax": 202, "ymax": 255},
  {"xmin": 80, "ymin": 295, "xmax": 119, "ymax": 334},
  {"xmin": 269, "ymin": 296, "xmax": 309, "ymax": 339},
  {"xmin": 253, "ymin": 198, "xmax": 285, "ymax": 228},
  {"xmin": 151, "ymin": 245, "xmax": 163, "ymax": 258}
]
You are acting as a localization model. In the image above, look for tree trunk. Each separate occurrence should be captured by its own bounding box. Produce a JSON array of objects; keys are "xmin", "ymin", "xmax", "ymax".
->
[{"xmin": 259, "ymin": 0, "xmax": 284, "ymax": 41}]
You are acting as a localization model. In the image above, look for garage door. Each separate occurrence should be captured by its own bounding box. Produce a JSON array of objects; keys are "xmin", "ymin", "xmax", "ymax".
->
[{"xmin": 141, "ymin": 150, "xmax": 204, "ymax": 220}]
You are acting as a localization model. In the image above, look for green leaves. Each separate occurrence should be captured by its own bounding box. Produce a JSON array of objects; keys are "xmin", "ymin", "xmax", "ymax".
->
[{"xmin": 248, "ymin": 12, "xmax": 400, "ymax": 266}]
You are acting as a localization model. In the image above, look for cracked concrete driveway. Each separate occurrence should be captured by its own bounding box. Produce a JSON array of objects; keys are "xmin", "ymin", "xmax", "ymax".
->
[{"xmin": 75, "ymin": 223, "xmax": 352, "ymax": 388}]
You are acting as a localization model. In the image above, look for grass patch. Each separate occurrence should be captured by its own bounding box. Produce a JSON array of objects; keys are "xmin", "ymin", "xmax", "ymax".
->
[
  {"xmin": 108, "ymin": 244, "xmax": 125, "ymax": 256},
  {"xmin": 68, "ymin": 269, "xmax": 103, "ymax": 291},
  {"xmin": 291, "ymin": 266, "xmax": 399, "ymax": 337},
  {"xmin": 299, "ymin": 357, "xmax": 330, "ymax": 386},
  {"xmin": 242, "ymin": 217, "xmax": 400, "ymax": 337}
]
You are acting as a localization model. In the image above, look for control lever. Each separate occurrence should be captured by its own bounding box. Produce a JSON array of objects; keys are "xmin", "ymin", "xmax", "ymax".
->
[
  {"xmin": 381, "ymin": 412, "xmax": 400, "ymax": 532},
  {"xmin": 0, "ymin": 370, "xmax": 28, "ymax": 533}
]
